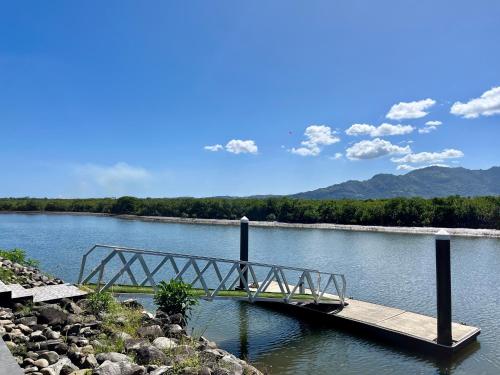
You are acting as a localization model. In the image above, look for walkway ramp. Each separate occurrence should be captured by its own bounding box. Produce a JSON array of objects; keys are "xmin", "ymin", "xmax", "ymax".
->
[
  {"xmin": 0, "ymin": 282, "xmax": 87, "ymax": 305},
  {"xmin": 78, "ymin": 244, "xmax": 346, "ymax": 306}
]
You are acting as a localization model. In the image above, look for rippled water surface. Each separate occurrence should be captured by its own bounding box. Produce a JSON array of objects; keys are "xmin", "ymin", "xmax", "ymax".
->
[{"xmin": 0, "ymin": 213, "xmax": 499, "ymax": 374}]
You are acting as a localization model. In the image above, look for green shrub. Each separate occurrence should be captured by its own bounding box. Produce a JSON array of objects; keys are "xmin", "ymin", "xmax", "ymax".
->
[
  {"xmin": 0, "ymin": 267, "xmax": 15, "ymax": 283},
  {"xmin": 0, "ymin": 248, "xmax": 39, "ymax": 267},
  {"xmin": 87, "ymin": 291, "xmax": 114, "ymax": 315},
  {"xmin": 154, "ymin": 279, "xmax": 198, "ymax": 317}
]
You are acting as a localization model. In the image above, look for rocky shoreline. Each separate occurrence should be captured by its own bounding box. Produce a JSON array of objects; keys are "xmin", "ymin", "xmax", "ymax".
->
[
  {"xmin": 2, "ymin": 211, "xmax": 498, "ymax": 238},
  {"xmin": 0, "ymin": 256, "xmax": 263, "ymax": 375}
]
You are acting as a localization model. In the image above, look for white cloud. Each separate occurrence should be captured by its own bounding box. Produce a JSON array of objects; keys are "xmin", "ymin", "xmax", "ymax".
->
[
  {"xmin": 396, "ymin": 164, "xmax": 417, "ymax": 171},
  {"xmin": 418, "ymin": 126, "xmax": 437, "ymax": 134},
  {"xmin": 386, "ymin": 98, "xmax": 436, "ymax": 120},
  {"xmin": 74, "ymin": 162, "xmax": 152, "ymax": 196},
  {"xmin": 346, "ymin": 138, "xmax": 411, "ymax": 160},
  {"xmin": 345, "ymin": 123, "xmax": 414, "ymax": 137},
  {"xmin": 290, "ymin": 146, "xmax": 320, "ymax": 156},
  {"xmin": 450, "ymin": 86, "xmax": 500, "ymax": 118},
  {"xmin": 225, "ymin": 139, "xmax": 258, "ymax": 154},
  {"xmin": 329, "ymin": 153, "xmax": 343, "ymax": 160},
  {"xmin": 425, "ymin": 120, "xmax": 442, "ymax": 126},
  {"xmin": 391, "ymin": 149, "xmax": 464, "ymax": 164},
  {"xmin": 204, "ymin": 144, "xmax": 223, "ymax": 152},
  {"xmin": 290, "ymin": 125, "xmax": 340, "ymax": 156}
]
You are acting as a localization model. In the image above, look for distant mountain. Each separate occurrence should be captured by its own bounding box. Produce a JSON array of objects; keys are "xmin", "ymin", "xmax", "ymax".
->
[{"xmin": 291, "ymin": 166, "xmax": 500, "ymax": 199}]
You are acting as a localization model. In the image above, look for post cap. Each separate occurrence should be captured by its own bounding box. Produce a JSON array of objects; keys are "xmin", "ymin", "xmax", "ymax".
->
[
  {"xmin": 436, "ymin": 229, "xmax": 450, "ymax": 240},
  {"xmin": 240, "ymin": 216, "xmax": 249, "ymax": 223}
]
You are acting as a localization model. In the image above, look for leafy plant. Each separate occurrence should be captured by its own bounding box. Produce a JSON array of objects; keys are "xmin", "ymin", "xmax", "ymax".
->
[
  {"xmin": 87, "ymin": 291, "xmax": 114, "ymax": 315},
  {"xmin": 0, "ymin": 248, "xmax": 39, "ymax": 267},
  {"xmin": 154, "ymin": 279, "xmax": 198, "ymax": 317},
  {"xmin": 0, "ymin": 267, "xmax": 15, "ymax": 283}
]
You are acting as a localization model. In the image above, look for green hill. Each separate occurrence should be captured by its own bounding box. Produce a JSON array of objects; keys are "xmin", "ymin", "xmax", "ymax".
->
[{"xmin": 291, "ymin": 166, "xmax": 500, "ymax": 199}]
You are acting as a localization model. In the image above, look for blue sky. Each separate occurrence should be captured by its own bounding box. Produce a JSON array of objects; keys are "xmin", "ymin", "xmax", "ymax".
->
[{"xmin": 1, "ymin": 1, "xmax": 499, "ymax": 197}]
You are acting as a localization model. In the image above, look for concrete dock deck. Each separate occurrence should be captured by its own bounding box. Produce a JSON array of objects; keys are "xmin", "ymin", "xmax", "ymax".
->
[{"xmin": 261, "ymin": 281, "xmax": 480, "ymax": 354}]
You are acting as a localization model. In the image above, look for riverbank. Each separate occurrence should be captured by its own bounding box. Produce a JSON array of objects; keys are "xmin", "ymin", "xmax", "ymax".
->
[
  {"xmin": 0, "ymin": 254, "xmax": 263, "ymax": 375},
  {"xmin": 2, "ymin": 211, "xmax": 499, "ymax": 238}
]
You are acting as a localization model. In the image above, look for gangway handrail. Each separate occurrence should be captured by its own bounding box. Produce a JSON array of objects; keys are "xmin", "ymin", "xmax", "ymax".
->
[{"xmin": 78, "ymin": 244, "xmax": 347, "ymax": 306}]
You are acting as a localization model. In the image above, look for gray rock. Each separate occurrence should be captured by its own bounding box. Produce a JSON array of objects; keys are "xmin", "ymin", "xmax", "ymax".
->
[
  {"xmin": 40, "ymin": 351, "xmax": 60, "ymax": 365},
  {"xmin": 31, "ymin": 331, "xmax": 48, "ymax": 342},
  {"xmin": 220, "ymin": 355, "xmax": 243, "ymax": 375},
  {"xmin": 134, "ymin": 345, "xmax": 167, "ymax": 365},
  {"xmin": 95, "ymin": 352, "xmax": 129, "ymax": 364},
  {"xmin": 200, "ymin": 367, "xmax": 212, "ymax": 375},
  {"xmin": 93, "ymin": 360, "xmax": 146, "ymax": 375},
  {"xmin": 152, "ymin": 337, "xmax": 178, "ymax": 351},
  {"xmin": 137, "ymin": 325, "xmax": 163, "ymax": 339},
  {"xmin": 46, "ymin": 357, "xmax": 77, "ymax": 375},
  {"xmin": 18, "ymin": 323, "xmax": 33, "ymax": 334},
  {"xmin": 37, "ymin": 305, "xmax": 68, "ymax": 326},
  {"xmin": 123, "ymin": 338, "xmax": 149, "ymax": 351},
  {"xmin": 165, "ymin": 324, "xmax": 184, "ymax": 338},
  {"xmin": 34, "ymin": 358, "xmax": 50, "ymax": 368},
  {"xmin": 201, "ymin": 349, "xmax": 224, "ymax": 365},
  {"xmin": 83, "ymin": 353, "xmax": 98, "ymax": 368}
]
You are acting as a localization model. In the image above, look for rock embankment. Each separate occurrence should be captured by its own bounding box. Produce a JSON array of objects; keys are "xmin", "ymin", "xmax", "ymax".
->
[
  {"xmin": 0, "ymin": 259, "xmax": 263, "ymax": 375},
  {"xmin": 0, "ymin": 256, "xmax": 65, "ymax": 288}
]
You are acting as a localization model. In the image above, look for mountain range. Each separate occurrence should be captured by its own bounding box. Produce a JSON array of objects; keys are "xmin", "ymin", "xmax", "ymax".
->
[{"xmin": 289, "ymin": 166, "xmax": 500, "ymax": 200}]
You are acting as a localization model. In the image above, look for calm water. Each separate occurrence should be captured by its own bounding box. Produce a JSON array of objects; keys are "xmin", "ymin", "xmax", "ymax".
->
[{"xmin": 0, "ymin": 213, "xmax": 499, "ymax": 374}]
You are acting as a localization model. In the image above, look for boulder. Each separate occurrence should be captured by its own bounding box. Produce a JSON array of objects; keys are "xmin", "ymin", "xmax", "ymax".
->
[
  {"xmin": 165, "ymin": 324, "xmax": 184, "ymax": 338},
  {"xmin": 152, "ymin": 337, "xmax": 178, "ymax": 351},
  {"xmin": 34, "ymin": 358, "xmax": 50, "ymax": 368},
  {"xmin": 37, "ymin": 305, "xmax": 68, "ymax": 326},
  {"xmin": 83, "ymin": 354, "xmax": 98, "ymax": 368},
  {"xmin": 137, "ymin": 325, "xmax": 163, "ymax": 339},
  {"xmin": 123, "ymin": 338, "xmax": 149, "ymax": 351},
  {"xmin": 93, "ymin": 360, "xmax": 146, "ymax": 375},
  {"xmin": 95, "ymin": 352, "xmax": 129, "ymax": 364},
  {"xmin": 46, "ymin": 357, "xmax": 78, "ymax": 375},
  {"xmin": 220, "ymin": 356, "xmax": 243, "ymax": 375},
  {"xmin": 40, "ymin": 351, "xmax": 60, "ymax": 365},
  {"xmin": 121, "ymin": 299, "xmax": 143, "ymax": 309},
  {"xmin": 169, "ymin": 313, "xmax": 185, "ymax": 326},
  {"xmin": 134, "ymin": 345, "xmax": 167, "ymax": 365}
]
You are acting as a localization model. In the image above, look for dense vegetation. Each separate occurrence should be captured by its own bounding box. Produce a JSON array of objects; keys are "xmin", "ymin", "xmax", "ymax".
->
[{"xmin": 0, "ymin": 195, "xmax": 499, "ymax": 229}]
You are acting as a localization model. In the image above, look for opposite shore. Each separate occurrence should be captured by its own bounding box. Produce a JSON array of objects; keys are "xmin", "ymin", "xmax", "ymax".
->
[{"xmin": 2, "ymin": 211, "xmax": 499, "ymax": 238}]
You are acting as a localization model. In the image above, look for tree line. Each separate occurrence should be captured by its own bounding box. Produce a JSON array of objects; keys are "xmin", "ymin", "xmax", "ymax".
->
[{"xmin": 0, "ymin": 196, "xmax": 498, "ymax": 229}]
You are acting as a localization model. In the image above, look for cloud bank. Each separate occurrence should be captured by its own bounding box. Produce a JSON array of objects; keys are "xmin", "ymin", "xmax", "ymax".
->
[
  {"xmin": 346, "ymin": 123, "xmax": 414, "ymax": 137},
  {"xmin": 346, "ymin": 138, "xmax": 411, "ymax": 160}
]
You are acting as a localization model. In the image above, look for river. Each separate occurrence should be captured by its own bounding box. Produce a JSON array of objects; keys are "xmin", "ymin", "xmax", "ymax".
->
[{"xmin": 0, "ymin": 213, "xmax": 498, "ymax": 374}]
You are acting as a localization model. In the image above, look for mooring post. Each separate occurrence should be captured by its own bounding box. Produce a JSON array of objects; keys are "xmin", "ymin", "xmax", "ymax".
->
[
  {"xmin": 436, "ymin": 229, "xmax": 452, "ymax": 346},
  {"xmin": 239, "ymin": 216, "xmax": 249, "ymax": 289}
]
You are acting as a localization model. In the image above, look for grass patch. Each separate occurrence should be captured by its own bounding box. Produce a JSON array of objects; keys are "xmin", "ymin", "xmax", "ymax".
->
[
  {"xmin": 171, "ymin": 353, "xmax": 201, "ymax": 374},
  {"xmin": 83, "ymin": 283, "xmax": 337, "ymax": 302},
  {"xmin": 0, "ymin": 267, "xmax": 16, "ymax": 283}
]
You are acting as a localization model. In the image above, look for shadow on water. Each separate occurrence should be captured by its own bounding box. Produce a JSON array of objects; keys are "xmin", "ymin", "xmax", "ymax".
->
[{"xmin": 251, "ymin": 301, "xmax": 481, "ymax": 375}]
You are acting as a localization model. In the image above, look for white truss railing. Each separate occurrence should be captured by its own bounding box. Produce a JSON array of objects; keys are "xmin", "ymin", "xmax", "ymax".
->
[{"xmin": 77, "ymin": 244, "xmax": 346, "ymax": 306}]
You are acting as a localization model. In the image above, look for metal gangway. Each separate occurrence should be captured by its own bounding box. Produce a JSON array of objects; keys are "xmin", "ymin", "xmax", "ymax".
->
[{"xmin": 78, "ymin": 244, "xmax": 347, "ymax": 306}]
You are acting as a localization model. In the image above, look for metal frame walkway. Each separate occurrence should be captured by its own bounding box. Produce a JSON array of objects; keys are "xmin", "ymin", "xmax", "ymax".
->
[{"xmin": 77, "ymin": 244, "xmax": 347, "ymax": 305}]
